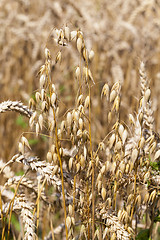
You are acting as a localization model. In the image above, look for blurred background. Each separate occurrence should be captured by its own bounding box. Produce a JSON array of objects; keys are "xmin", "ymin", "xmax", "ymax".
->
[{"xmin": 0, "ymin": 0, "xmax": 160, "ymax": 161}]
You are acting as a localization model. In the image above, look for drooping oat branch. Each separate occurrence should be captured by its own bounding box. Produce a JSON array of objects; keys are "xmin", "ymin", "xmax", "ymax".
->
[
  {"xmin": 76, "ymin": 29, "xmax": 95, "ymax": 238},
  {"xmin": 45, "ymin": 47, "xmax": 69, "ymax": 239},
  {"xmin": 0, "ymin": 101, "xmax": 32, "ymax": 118}
]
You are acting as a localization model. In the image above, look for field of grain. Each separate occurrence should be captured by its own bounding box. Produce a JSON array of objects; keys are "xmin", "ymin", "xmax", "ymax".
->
[{"xmin": 0, "ymin": 0, "xmax": 160, "ymax": 239}]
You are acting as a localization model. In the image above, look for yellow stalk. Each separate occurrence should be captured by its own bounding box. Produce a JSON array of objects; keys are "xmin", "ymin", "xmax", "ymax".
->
[
  {"xmin": 130, "ymin": 171, "xmax": 137, "ymax": 224},
  {"xmin": 33, "ymin": 178, "xmax": 47, "ymax": 217},
  {"xmin": 36, "ymin": 179, "xmax": 40, "ymax": 237},
  {"xmin": 113, "ymin": 179, "xmax": 117, "ymax": 210},
  {"xmin": 0, "ymin": 191, "xmax": 4, "ymax": 240},
  {"xmin": 6, "ymin": 172, "xmax": 28, "ymax": 240},
  {"xmin": 88, "ymin": 85, "xmax": 95, "ymax": 239},
  {"xmin": 54, "ymin": 131, "xmax": 68, "ymax": 239},
  {"xmin": 72, "ymin": 175, "xmax": 76, "ymax": 218},
  {"xmin": 87, "ymin": 181, "xmax": 90, "ymax": 239},
  {"xmin": 50, "ymin": 218, "xmax": 55, "ymax": 240}
]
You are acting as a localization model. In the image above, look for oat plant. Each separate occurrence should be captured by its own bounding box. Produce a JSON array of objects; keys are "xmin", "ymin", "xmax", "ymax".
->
[{"xmin": 0, "ymin": 27, "xmax": 159, "ymax": 240}]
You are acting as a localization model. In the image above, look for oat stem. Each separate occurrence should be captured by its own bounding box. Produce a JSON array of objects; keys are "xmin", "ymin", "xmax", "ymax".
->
[
  {"xmin": 50, "ymin": 218, "xmax": 55, "ymax": 240},
  {"xmin": 36, "ymin": 179, "xmax": 40, "ymax": 236},
  {"xmin": 72, "ymin": 175, "xmax": 76, "ymax": 217},
  {"xmin": 113, "ymin": 179, "xmax": 117, "ymax": 210},
  {"xmin": 6, "ymin": 171, "xmax": 28, "ymax": 240},
  {"xmin": 88, "ymin": 85, "xmax": 95, "ymax": 238},
  {"xmin": 33, "ymin": 178, "xmax": 47, "ymax": 217},
  {"xmin": 87, "ymin": 181, "xmax": 90, "ymax": 239},
  {"xmin": 0, "ymin": 191, "xmax": 4, "ymax": 239},
  {"xmin": 149, "ymin": 197, "xmax": 156, "ymax": 238},
  {"xmin": 130, "ymin": 169, "xmax": 137, "ymax": 225}
]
